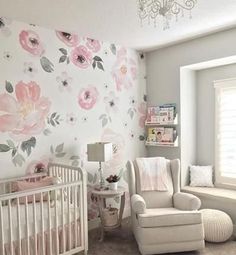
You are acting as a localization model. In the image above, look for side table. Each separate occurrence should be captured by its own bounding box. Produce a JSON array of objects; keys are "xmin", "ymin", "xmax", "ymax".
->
[{"xmin": 92, "ymin": 186, "xmax": 125, "ymax": 241}]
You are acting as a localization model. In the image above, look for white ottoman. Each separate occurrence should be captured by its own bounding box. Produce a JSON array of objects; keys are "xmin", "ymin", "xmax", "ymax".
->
[{"xmin": 200, "ymin": 209, "xmax": 233, "ymax": 242}]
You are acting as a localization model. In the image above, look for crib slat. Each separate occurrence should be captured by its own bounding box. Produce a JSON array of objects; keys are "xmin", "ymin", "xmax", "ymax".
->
[
  {"xmin": 54, "ymin": 188, "xmax": 59, "ymax": 255},
  {"xmin": 67, "ymin": 186, "xmax": 71, "ymax": 249},
  {"xmin": 8, "ymin": 200, "xmax": 13, "ymax": 255},
  {"xmin": 16, "ymin": 198, "xmax": 22, "ymax": 255},
  {"xmin": 25, "ymin": 196, "xmax": 30, "ymax": 255},
  {"xmin": 74, "ymin": 186, "xmax": 78, "ymax": 247},
  {"xmin": 47, "ymin": 191, "xmax": 52, "ymax": 255},
  {"xmin": 79, "ymin": 183, "xmax": 84, "ymax": 249},
  {"xmin": 33, "ymin": 194, "xmax": 38, "ymax": 255},
  {"xmin": 40, "ymin": 193, "xmax": 45, "ymax": 255},
  {"xmin": 0, "ymin": 201, "xmax": 5, "ymax": 255},
  {"xmin": 61, "ymin": 188, "xmax": 65, "ymax": 253}
]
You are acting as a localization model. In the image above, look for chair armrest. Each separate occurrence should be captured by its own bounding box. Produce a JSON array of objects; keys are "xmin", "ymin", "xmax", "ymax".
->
[
  {"xmin": 173, "ymin": 192, "xmax": 201, "ymax": 211},
  {"xmin": 131, "ymin": 194, "xmax": 146, "ymax": 214}
]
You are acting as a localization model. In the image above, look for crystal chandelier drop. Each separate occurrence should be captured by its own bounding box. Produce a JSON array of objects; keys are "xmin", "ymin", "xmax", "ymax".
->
[{"xmin": 138, "ymin": 0, "xmax": 198, "ymax": 30}]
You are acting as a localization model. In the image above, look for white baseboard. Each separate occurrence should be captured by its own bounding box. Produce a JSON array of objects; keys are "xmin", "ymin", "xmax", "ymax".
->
[{"xmin": 88, "ymin": 207, "xmax": 131, "ymax": 231}]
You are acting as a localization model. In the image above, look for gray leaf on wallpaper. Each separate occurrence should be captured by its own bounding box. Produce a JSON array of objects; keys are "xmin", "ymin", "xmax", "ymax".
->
[
  {"xmin": 70, "ymin": 155, "xmax": 80, "ymax": 160},
  {"xmin": 59, "ymin": 48, "xmax": 67, "ymax": 55},
  {"xmin": 6, "ymin": 139, "xmax": 15, "ymax": 148},
  {"xmin": 0, "ymin": 144, "xmax": 11, "ymax": 152},
  {"xmin": 128, "ymin": 108, "xmax": 135, "ymax": 119},
  {"xmin": 5, "ymin": 81, "xmax": 13, "ymax": 93},
  {"xmin": 12, "ymin": 154, "xmax": 25, "ymax": 167},
  {"xmin": 71, "ymin": 160, "xmax": 79, "ymax": 167},
  {"xmin": 43, "ymin": 129, "xmax": 51, "ymax": 136},
  {"xmin": 92, "ymin": 61, "xmax": 96, "ymax": 69},
  {"xmin": 93, "ymin": 56, "xmax": 103, "ymax": 62},
  {"xmin": 110, "ymin": 44, "xmax": 116, "ymax": 55},
  {"xmin": 59, "ymin": 55, "xmax": 67, "ymax": 63},
  {"xmin": 55, "ymin": 152, "xmax": 66, "ymax": 158},
  {"xmin": 87, "ymin": 172, "xmax": 93, "ymax": 183},
  {"xmin": 21, "ymin": 137, "xmax": 36, "ymax": 156},
  {"xmin": 40, "ymin": 56, "xmax": 54, "ymax": 72},
  {"xmin": 12, "ymin": 149, "xmax": 17, "ymax": 157},
  {"xmin": 99, "ymin": 114, "xmax": 106, "ymax": 120},
  {"xmin": 97, "ymin": 62, "xmax": 104, "ymax": 71},
  {"xmin": 50, "ymin": 145, "xmax": 54, "ymax": 154},
  {"xmin": 102, "ymin": 118, "xmax": 108, "ymax": 127},
  {"xmin": 55, "ymin": 143, "xmax": 64, "ymax": 153}
]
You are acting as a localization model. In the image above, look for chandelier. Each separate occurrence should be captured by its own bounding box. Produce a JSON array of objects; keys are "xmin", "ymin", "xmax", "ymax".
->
[{"xmin": 138, "ymin": 0, "xmax": 198, "ymax": 30}]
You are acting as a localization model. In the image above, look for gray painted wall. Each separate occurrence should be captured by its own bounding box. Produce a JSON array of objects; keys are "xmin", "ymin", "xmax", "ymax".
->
[
  {"xmin": 196, "ymin": 64, "xmax": 236, "ymax": 166},
  {"xmin": 146, "ymin": 27, "xmax": 236, "ymax": 160}
]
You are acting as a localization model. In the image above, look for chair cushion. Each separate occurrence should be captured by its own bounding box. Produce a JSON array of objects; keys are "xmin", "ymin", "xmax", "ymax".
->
[{"xmin": 138, "ymin": 208, "xmax": 202, "ymax": 228}]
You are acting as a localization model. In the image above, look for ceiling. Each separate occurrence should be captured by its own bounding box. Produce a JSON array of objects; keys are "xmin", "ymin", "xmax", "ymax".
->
[{"xmin": 1, "ymin": 0, "xmax": 236, "ymax": 51}]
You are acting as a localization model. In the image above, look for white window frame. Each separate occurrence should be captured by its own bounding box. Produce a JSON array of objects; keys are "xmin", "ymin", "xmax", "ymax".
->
[{"xmin": 214, "ymin": 78, "xmax": 236, "ymax": 188}]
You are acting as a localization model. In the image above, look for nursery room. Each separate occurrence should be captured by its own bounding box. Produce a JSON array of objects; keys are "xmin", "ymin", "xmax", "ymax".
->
[{"xmin": 0, "ymin": 0, "xmax": 236, "ymax": 255}]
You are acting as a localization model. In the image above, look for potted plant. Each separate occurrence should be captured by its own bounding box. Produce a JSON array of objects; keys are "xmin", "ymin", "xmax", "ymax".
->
[{"xmin": 106, "ymin": 174, "xmax": 120, "ymax": 190}]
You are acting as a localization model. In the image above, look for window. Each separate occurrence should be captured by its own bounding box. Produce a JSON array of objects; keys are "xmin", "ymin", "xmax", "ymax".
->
[{"xmin": 214, "ymin": 78, "xmax": 236, "ymax": 186}]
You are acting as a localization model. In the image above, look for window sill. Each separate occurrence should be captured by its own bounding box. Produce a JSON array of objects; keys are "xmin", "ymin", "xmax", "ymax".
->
[{"xmin": 181, "ymin": 186, "xmax": 236, "ymax": 203}]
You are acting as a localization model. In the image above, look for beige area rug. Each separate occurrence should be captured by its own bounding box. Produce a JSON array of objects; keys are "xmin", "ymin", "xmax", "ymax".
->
[{"xmin": 87, "ymin": 218, "xmax": 236, "ymax": 255}]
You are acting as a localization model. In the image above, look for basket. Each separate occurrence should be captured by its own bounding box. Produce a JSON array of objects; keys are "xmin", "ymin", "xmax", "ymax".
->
[{"xmin": 102, "ymin": 206, "xmax": 118, "ymax": 227}]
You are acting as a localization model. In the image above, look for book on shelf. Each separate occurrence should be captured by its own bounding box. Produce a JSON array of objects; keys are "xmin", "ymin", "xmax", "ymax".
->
[
  {"xmin": 147, "ymin": 127, "xmax": 175, "ymax": 143},
  {"xmin": 147, "ymin": 104, "xmax": 176, "ymax": 124}
]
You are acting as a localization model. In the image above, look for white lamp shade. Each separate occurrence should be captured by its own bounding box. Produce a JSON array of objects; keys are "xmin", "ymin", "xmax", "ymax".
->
[{"xmin": 87, "ymin": 142, "xmax": 113, "ymax": 162}]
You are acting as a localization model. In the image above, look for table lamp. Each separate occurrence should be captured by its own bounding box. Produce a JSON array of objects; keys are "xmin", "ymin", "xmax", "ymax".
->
[{"xmin": 87, "ymin": 142, "xmax": 113, "ymax": 189}]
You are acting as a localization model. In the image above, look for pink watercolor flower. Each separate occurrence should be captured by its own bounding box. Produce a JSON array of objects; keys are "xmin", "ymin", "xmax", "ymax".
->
[
  {"xmin": 78, "ymin": 86, "xmax": 99, "ymax": 110},
  {"xmin": 19, "ymin": 30, "xmax": 45, "ymax": 56},
  {"xmin": 56, "ymin": 31, "xmax": 79, "ymax": 47},
  {"xmin": 101, "ymin": 128, "xmax": 125, "ymax": 170},
  {"xmin": 70, "ymin": 46, "xmax": 92, "ymax": 69},
  {"xmin": 111, "ymin": 47, "xmax": 137, "ymax": 91},
  {"xmin": 26, "ymin": 157, "xmax": 51, "ymax": 175},
  {"xmin": 86, "ymin": 38, "xmax": 101, "ymax": 53},
  {"xmin": 66, "ymin": 113, "xmax": 77, "ymax": 125},
  {"xmin": 0, "ymin": 81, "xmax": 51, "ymax": 141},
  {"xmin": 138, "ymin": 102, "xmax": 147, "ymax": 128},
  {"xmin": 56, "ymin": 71, "xmax": 72, "ymax": 92},
  {"xmin": 104, "ymin": 91, "xmax": 119, "ymax": 113},
  {"xmin": 23, "ymin": 62, "xmax": 37, "ymax": 77}
]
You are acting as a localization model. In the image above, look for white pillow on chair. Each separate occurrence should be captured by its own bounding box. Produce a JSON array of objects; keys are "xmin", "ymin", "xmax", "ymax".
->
[{"xmin": 190, "ymin": 165, "xmax": 214, "ymax": 187}]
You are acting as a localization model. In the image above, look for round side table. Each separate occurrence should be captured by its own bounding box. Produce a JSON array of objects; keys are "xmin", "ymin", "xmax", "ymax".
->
[{"xmin": 92, "ymin": 186, "xmax": 125, "ymax": 241}]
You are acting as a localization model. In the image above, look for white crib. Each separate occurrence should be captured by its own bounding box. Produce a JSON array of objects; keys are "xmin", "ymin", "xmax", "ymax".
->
[{"xmin": 0, "ymin": 163, "xmax": 88, "ymax": 255}]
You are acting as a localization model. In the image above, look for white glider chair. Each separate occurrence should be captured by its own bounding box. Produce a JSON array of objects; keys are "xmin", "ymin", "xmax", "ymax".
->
[{"xmin": 127, "ymin": 158, "xmax": 205, "ymax": 255}]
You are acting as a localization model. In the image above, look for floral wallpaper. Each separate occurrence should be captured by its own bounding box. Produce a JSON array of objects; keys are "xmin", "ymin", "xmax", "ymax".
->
[{"xmin": 0, "ymin": 17, "xmax": 147, "ymax": 220}]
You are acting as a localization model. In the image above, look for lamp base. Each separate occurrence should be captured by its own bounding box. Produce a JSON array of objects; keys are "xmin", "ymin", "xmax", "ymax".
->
[{"xmin": 98, "ymin": 162, "xmax": 105, "ymax": 189}]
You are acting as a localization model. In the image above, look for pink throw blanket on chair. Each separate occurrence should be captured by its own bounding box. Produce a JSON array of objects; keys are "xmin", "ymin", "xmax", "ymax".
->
[{"xmin": 136, "ymin": 157, "xmax": 168, "ymax": 191}]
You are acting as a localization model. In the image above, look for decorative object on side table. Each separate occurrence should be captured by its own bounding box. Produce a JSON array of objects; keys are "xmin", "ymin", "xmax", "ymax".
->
[
  {"xmin": 106, "ymin": 174, "xmax": 120, "ymax": 190},
  {"xmin": 91, "ymin": 186, "xmax": 125, "ymax": 241},
  {"xmin": 87, "ymin": 142, "xmax": 113, "ymax": 189}
]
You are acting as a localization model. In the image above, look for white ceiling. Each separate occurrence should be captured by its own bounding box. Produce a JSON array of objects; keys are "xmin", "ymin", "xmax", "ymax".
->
[{"xmin": 1, "ymin": 0, "xmax": 236, "ymax": 51}]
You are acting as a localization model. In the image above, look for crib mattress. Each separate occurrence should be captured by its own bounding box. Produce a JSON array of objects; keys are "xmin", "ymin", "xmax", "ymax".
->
[{"xmin": 1, "ymin": 201, "xmax": 80, "ymax": 243}]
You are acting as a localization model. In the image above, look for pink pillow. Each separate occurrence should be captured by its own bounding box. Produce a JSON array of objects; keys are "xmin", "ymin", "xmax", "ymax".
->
[{"xmin": 13, "ymin": 176, "xmax": 54, "ymax": 203}]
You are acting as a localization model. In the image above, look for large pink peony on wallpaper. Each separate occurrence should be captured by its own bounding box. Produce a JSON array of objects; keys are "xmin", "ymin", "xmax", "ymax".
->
[{"xmin": 0, "ymin": 81, "xmax": 50, "ymax": 140}]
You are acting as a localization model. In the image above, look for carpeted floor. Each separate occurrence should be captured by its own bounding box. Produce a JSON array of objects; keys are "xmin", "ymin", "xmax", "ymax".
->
[{"xmin": 87, "ymin": 218, "xmax": 236, "ymax": 255}]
